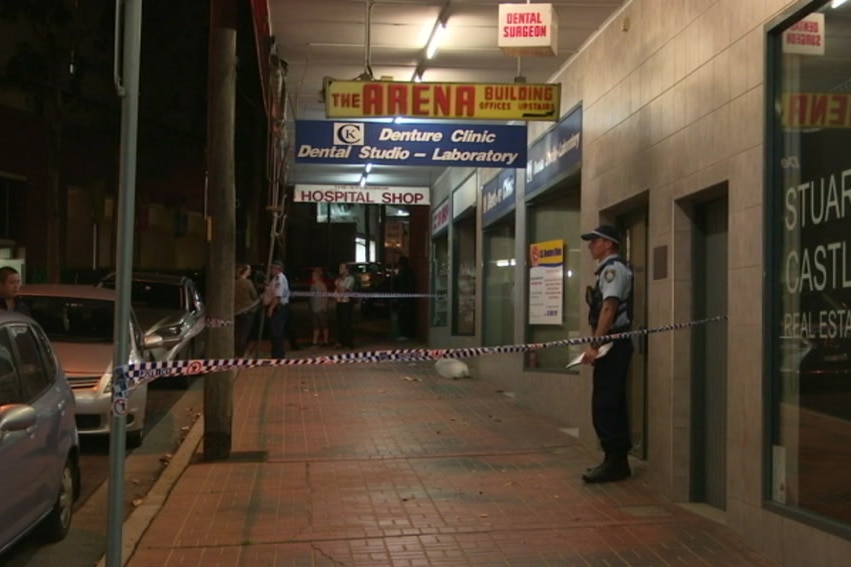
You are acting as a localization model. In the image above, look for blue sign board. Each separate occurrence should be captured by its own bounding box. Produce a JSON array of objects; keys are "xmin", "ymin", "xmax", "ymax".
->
[
  {"xmin": 482, "ymin": 169, "xmax": 517, "ymax": 227},
  {"xmin": 524, "ymin": 105, "xmax": 582, "ymax": 198},
  {"xmin": 295, "ymin": 120, "xmax": 527, "ymax": 168}
]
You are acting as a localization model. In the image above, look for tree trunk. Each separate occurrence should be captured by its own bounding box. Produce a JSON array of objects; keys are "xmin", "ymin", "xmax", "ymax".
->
[{"xmin": 203, "ymin": 0, "xmax": 238, "ymax": 461}]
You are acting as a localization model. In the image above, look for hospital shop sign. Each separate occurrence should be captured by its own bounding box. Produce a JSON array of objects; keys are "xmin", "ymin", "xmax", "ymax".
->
[
  {"xmin": 295, "ymin": 120, "xmax": 527, "ymax": 168},
  {"xmin": 294, "ymin": 184, "xmax": 430, "ymax": 206},
  {"xmin": 324, "ymin": 80, "xmax": 560, "ymax": 121}
]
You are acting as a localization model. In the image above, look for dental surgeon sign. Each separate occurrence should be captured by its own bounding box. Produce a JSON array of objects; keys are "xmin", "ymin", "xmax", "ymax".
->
[{"xmin": 295, "ymin": 120, "xmax": 527, "ymax": 168}]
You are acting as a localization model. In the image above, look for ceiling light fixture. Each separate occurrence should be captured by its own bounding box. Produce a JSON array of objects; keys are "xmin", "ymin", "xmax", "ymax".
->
[
  {"xmin": 426, "ymin": 22, "xmax": 446, "ymax": 59},
  {"xmin": 411, "ymin": 2, "xmax": 450, "ymax": 82},
  {"xmin": 832, "ymin": 0, "xmax": 847, "ymax": 7}
]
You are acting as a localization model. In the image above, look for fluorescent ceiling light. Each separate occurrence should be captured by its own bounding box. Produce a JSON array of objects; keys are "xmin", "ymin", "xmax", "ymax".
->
[
  {"xmin": 832, "ymin": 0, "xmax": 847, "ymax": 7},
  {"xmin": 426, "ymin": 23, "xmax": 446, "ymax": 59}
]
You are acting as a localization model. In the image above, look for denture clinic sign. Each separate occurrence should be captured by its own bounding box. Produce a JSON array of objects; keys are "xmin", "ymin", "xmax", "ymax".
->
[
  {"xmin": 295, "ymin": 184, "xmax": 430, "ymax": 206},
  {"xmin": 325, "ymin": 80, "xmax": 560, "ymax": 121},
  {"xmin": 498, "ymin": 3, "xmax": 558, "ymax": 57}
]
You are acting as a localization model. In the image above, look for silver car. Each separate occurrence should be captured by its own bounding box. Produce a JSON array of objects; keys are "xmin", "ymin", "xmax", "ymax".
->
[
  {"xmin": 99, "ymin": 273, "xmax": 206, "ymax": 388},
  {"xmin": 19, "ymin": 284, "xmax": 152, "ymax": 447},
  {"xmin": 0, "ymin": 310, "xmax": 80, "ymax": 554}
]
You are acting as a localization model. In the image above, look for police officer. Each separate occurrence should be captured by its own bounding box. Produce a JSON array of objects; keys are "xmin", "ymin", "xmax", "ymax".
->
[{"xmin": 579, "ymin": 225, "xmax": 634, "ymax": 483}]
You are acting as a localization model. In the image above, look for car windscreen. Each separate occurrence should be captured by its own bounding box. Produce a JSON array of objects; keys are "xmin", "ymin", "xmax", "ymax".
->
[
  {"xmin": 24, "ymin": 296, "xmax": 115, "ymax": 343},
  {"xmin": 102, "ymin": 279, "xmax": 183, "ymax": 311}
]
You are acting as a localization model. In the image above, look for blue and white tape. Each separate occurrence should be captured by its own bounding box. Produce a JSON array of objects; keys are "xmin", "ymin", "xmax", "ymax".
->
[
  {"xmin": 120, "ymin": 315, "xmax": 726, "ymax": 385},
  {"xmin": 290, "ymin": 290, "xmax": 437, "ymax": 299}
]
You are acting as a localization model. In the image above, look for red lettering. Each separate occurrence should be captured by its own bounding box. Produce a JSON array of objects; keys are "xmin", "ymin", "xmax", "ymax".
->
[
  {"xmin": 456, "ymin": 86, "xmax": 476, "ymax": 117},
  {"xmin": 387, "ymin": 83, "xmax": 407, "ymax": 115},
  {"xmin": 788, "ymin": 94, "xmax": 807, "ymax": 126},
  {"xmin": 412, "ymin": 84, "xmax": 430, "ymax": 116},
  {"xmin": 362, "ymin": 84, "xmax": 383, "ymax": 115},
  {"xmin": 810, "ymin": 94, "xmax": 827, "ymax": 126},
  {"xmin": 828, "ymin": 95, "xmax": 849, "ymax": 126},
  {"xmin": 433, "ymin": 85, "xmax": 450, "ymax": 116}
]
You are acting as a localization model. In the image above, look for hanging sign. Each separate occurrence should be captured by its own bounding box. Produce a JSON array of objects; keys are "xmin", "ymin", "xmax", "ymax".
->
[
  {"xmin": 294, "ymin": 184, "xmax": 430, "ymax": 205},
  {"xmin": 498, "ymin": 3, "xmax": 559, "ymax": 57},
  {"xmin": 782, "ymin": 13, "xmax": 825, "ymax": 56},
  {"xmin": 295, "ymin": 120, "xmax": 527, "ymax": 167},
  {"xmin": 525, "ymin": 105, "xmax": 582, "ymax": 198},
  {"xmin": 482, "ymin": 169, "xmax": 516, "ymax": 227},
  {"xmin": 432, "ymin": 199, "xmax": 450, "ymax": 236},
  {"xmin": 781, "ymin": 92, "xmax": 851, "ymax": 129},
  {"xmin": 324, "ymin": 80, "xmax": 560, "ymax": 121}
]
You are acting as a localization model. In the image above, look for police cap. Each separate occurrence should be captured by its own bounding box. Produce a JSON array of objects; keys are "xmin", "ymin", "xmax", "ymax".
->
[{"xmin": 580, "ymin": 225, "xmax": 620, "ymax": 245}]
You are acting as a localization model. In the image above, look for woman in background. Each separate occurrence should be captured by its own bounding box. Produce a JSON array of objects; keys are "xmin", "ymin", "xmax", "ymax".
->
[
  {"xmin": 309, "ymin": 268, "xmax": 330, "ymax": 346},
  {"xmin": 233, "ymin": 263, "xmax": 259, "ymax": 357}
]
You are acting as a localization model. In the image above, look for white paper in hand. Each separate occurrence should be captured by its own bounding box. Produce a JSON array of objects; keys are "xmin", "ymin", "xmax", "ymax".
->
[{"xmin": 565, "ymin": 342, "xmax": 613, "ymax": 369}]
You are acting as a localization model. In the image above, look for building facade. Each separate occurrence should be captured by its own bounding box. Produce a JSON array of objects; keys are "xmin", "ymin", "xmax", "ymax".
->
[{"xmin": 428, "ymin": 0, "xmax": 851, "ymax": 564}]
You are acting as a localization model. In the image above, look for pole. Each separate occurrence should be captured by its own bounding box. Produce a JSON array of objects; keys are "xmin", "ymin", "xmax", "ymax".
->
[{"xmin": 106, "ymin": 0, "xmax": 142, "ymax": 564}]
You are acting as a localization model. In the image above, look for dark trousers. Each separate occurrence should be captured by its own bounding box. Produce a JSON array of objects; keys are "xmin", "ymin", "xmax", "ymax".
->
[
  {"xmin": 269, "ymin": 304, "xmax": 288, "ymax": 359},
  {"xmin": 591, "ymin": 338, "xmax": 633, "ymax": 455},
  {"xmin": 336, "ymin": 301, "xmax": 354, "ymax": 348},
  {"xmin": 234, "ymin": 310, "xmax": 256, "ymax": 357},
  {"xmin": 397, "ymin": 299, "xmax": 416, "ymax": 338}
]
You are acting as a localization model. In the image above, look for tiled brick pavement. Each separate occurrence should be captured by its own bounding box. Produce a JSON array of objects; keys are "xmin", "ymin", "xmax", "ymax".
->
[{"xmin": 126, "ymin": 349, "xmax": 779, "ymax": 567}]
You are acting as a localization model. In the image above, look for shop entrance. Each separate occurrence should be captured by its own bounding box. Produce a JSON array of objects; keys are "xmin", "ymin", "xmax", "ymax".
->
[
  {"xmin": 618, "ymin": 209, "xmax": 648, "ymax": 459},
  {"xmin": 690, "ymin": 195, "xmax": 729, "ymax": 510}
]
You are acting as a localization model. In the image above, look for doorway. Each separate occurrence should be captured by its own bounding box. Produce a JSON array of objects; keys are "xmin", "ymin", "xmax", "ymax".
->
[
  {"xmin": 618, "ymin": 210, "xmax": 648, "ymax": 459},
  {"xmin": 690, "ymin": 196, "xmax": 729, "ymax": 510}
]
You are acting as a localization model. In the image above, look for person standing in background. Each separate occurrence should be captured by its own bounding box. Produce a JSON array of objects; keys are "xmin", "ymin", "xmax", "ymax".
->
[
  {"xmin": 309, "ymin": 267, "xmax": 330, "ymax": 346},
  {"xmin": 579, "ymin": 225, "xmax": 634, "ymax": 484},
  {"xmin": 233, "ymin": 263, "xmax": 259, "ymax": 357},
  {"xmin": 0, "ymin": 266, "xmax": 30, "ymax": 315},
  {"xmin": 334, "ymin": 262, "xmax": 355, "ymax": 348},
  {"xmin": 266, "ymin": 260, "xmax": 291, "ymax": 359},
  {"xmin": 393, "ymin": 255, "xmax": 416, "ymax": 340}
]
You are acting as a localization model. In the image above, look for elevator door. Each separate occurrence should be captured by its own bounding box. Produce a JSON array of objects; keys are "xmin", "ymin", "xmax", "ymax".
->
[
  {"xmin": 619, "ymin": 210, "xmax": 648, "ymax": 459},
  {"xmin": 691, "ymin": 197, "xmax": 728, "ymax": 510}
]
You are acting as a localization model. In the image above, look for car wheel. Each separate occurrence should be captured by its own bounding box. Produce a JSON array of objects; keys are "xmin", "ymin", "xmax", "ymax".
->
[
  {"xmin": 38, "ymin": 457, "xmax": 76, "ymax": 542},
  {"xmin": 127, "ymin": 427, "xmax": 144, "ymax": 449}
]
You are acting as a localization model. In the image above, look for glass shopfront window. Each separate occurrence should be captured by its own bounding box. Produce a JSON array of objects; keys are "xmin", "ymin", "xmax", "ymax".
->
[
  {"xmin": 431, "ymin": 199, "xmax": 450, "ymax": 327},
  {"xmin": 767, "ymin": 1, "xmax": 851, "ymax": 531},
  {"xmin": 452, "ymin": 174, "xmax": 478, "ymax": 336},
  {"xmin": 453, "ymin": 214, "xmax": 476, "ymax": 335},
  {"xmin": 483, "ymin": 220, "xmax": 516, "ymax": 346},
  {"xmin": 525, "ymin": 187, "xmax": 582, "ymax": 371}
]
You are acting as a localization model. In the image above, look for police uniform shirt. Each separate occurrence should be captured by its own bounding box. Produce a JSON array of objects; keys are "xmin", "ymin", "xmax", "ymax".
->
[
  {"xmin": 273, "ymin": 272, "xmax": 290, "ymax": 305},
  {"xmin": 596, "ymin": 254, "xmax": 632, "ymax": 329}
]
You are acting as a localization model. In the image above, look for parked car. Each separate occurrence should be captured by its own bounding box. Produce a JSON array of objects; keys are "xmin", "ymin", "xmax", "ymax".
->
[
  {"xmin": 98, "ymin": 272, "xmax": 206, "ymax": 388},
  {"xmin": 346, "ymin": 262, "xmax": 390, "ymax": 316},
  {"xmin": 19, "ymin": 284, "xmax": 154, "ymax": 447},
  {"xmin": 0, "ymin": 310, "xmax": 80, "ymax": 554}
]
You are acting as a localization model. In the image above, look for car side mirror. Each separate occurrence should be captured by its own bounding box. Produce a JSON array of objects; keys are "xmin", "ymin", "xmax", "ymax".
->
[
  {"xmin": 143, "ymin": 334, "xmax": 164, "ymax": 350},
  {"xmin": 0, "ymin": 405, "xmax": 37, "ymax": 436}
]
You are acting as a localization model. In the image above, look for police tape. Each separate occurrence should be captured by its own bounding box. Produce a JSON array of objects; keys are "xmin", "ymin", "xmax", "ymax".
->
[
  {"xmin": 119, "ymin": 315, "xmax": 726, "ymax": 385},
  {"xmin": 290, "ymin": 290, "xmax": 437, "ymax": 299}
]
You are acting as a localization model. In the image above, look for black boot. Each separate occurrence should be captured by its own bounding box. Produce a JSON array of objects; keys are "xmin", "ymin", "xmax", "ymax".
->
[{"xmin": 582, "ymin": 453, "xmax": 631, "ymax": 483}]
